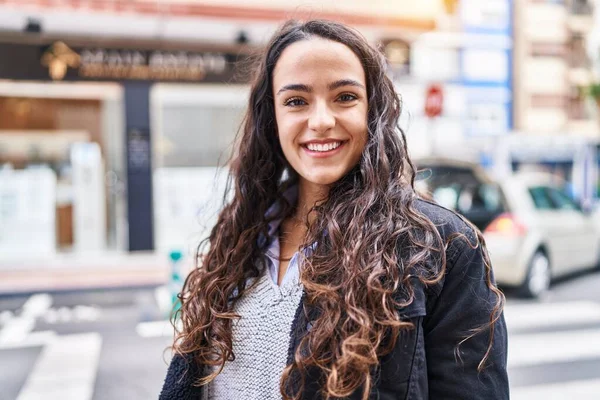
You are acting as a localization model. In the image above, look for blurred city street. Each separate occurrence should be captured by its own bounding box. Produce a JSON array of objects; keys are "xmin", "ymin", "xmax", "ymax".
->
[
  {"xmin": 1, "ymin": 270, "xmax": 600, "ymax": 400},
  {"xmin": 1, "ymin": 0, "xmax": 600, "ymax": 398}
]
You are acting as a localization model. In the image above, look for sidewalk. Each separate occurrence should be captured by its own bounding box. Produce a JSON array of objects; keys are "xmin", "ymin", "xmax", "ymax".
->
[{"xmin": 0, "ymin": 251, "xmax": 175, "ymax": 294}]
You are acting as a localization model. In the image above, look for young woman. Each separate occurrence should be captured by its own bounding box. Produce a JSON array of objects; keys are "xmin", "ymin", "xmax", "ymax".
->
[{"xmin": 160, "ymin": 19, "xmax": 509, "ymax": 400}]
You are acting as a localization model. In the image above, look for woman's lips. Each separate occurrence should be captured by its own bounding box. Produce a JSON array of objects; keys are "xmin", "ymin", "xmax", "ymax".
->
[{"xmin": 301, "ymin": 140, "xmax": 347, "ymax": 158}]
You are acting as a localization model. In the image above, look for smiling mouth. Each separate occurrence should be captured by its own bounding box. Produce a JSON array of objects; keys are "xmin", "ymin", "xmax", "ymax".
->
[{"xmin": 302, "ymin": 141, "xmax": 346, "ymax": 153}]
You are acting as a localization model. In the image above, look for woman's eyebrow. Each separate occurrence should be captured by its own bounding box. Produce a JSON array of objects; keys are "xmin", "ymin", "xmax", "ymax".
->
[
  {"xmin": 328, "ymin": 79, "xmax": 365, "ymax": 91},
  {"xmin": 276, "ymin": 83, "xmax": 312, "ymax": 95}
]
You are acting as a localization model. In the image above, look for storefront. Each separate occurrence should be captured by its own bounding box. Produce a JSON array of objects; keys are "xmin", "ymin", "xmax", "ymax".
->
[{"xmin": 0, "ymin": 34, "xmax": 251, "ymax": 258}]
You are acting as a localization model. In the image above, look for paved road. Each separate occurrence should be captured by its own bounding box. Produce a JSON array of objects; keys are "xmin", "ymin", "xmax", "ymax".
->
[
  {"xmin": 1, "ymin": 269, "xmax": 600, "ymax": 400},
  {"xmin": 507, "ymin": 269, "xmax": 600, "ymax": 399},
  {"xmin": 0, "ymin": 287, "xmax": 172, "ymax": 400}
]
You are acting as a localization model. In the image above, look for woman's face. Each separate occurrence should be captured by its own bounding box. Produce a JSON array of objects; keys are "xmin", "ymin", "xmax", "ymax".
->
[{"xmin": 272, "ymin": 38, "xmax": 368, "ymax": 187}]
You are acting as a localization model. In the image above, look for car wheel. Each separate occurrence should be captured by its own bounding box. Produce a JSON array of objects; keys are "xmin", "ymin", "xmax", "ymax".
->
[{"xmin": 520, "ymin": 250, "xmax": 551, "ymax": 299}]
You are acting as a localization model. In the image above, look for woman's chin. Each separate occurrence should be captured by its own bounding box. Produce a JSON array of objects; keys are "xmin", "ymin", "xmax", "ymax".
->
[{"xmin": 299, "ymin": 171, "xmax": 344, "ymax": 187}]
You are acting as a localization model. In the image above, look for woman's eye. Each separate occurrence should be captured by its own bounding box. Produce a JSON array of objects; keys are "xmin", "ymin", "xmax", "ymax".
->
[
  {"xmin": 338, "ymin": 93, "xmax": 358, "ymax": 102},
  {"xmin": 284, "ymin": 98, "xmax": 306, "ymax": 107}
]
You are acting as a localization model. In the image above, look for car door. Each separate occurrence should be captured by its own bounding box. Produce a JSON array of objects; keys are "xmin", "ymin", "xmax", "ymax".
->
[
  {"xmin": 526, "ymin": 186, "xmax": 569, "ymax": 273},
  {"xmin": 545, "ymin": 187, "xmax": 598, "ymax": 271}
]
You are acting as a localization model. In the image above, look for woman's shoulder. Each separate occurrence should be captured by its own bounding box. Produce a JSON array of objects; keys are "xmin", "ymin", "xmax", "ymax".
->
[
  {"xmin": 412, "ymin": 198, "xmax": 475, "ymax": 238},
  {"xmin": 410, "ymin": 198, "xmax": 496, "ymax": 317},
  {"xmin": 411, "ymin": 197, "xmax": 479, "ymax": 265}
]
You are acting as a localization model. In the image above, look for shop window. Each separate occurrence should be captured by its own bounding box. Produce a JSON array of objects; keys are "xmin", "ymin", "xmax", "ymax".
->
[
  {"xmin": 569, "ymin": 0, "xmax": 593, "ymax": 15},
  {"xmin": 160, "ymin": 105, "xmax": 243, "ymax": 167},
  {"xmin": 0, "ymin": 94, "xmax": 116, "ymax": 255},
  {"xmin": 152, "ymin": 85, "xmax": 247, "ymax": 168}
]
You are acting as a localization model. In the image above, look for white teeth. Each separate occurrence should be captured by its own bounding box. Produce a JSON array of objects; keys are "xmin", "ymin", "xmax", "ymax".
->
[{"xmin": 306, "ymin": 141, "xmax": 342, "ymax": 152}]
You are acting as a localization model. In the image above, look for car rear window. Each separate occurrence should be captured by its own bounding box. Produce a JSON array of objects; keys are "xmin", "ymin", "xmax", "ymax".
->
[
  {"xmin": 528, "ymin": 187, "xmax": 554, "ymax": 210},
  {"xmin": 415, "ymin": 165, "xmax": 507, "ymax": 230},
  {"xmin": 529, "ymin": 186, "xmax": 581, "ymax": 211}
]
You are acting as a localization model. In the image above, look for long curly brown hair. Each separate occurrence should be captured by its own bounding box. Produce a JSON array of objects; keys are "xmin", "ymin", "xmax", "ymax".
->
[{"xmin": 172, "ymin": 19, "xmax": 504, "ymax": 400}]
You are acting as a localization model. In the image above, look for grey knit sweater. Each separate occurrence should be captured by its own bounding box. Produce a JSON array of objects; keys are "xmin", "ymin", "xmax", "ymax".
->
[{"xmin": 204, "ymin": 271, "xmax": 304, "ymax": 400}]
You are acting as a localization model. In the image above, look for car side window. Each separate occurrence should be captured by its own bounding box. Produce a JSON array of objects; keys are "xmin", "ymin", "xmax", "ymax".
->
[
  {"xmin": 545, "ymin": 187, "xmax": 581, "ymax": 211},
  {"xmin": 431, "ymin": 186, "xmax": 459, "ymax": 210},
  {"xmin": 479, "ymin": 184, "xmax": 503, "ymax": 211},
  {"xmin": 456, "ymin": 184, "xmax": 503, "ymax": 214},
  {"xmin": 528, "ymin": 187, "xmax": 554, "ymax": 210}
]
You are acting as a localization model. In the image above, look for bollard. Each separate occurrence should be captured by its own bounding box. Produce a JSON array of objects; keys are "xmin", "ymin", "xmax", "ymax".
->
[{"xmin": 169, "ymin": 250, "xmax": 184, "ymax": 314}]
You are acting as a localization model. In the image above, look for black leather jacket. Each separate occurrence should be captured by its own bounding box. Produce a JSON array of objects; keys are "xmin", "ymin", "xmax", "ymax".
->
[{"xmin": 159, "ymin": 199, "xmax": 509, "ymax": 399}]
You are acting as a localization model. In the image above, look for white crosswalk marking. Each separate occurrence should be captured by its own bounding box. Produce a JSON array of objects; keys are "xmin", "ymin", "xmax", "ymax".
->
[
  {"xmin": 43, "ymin": 305, "xmax": 101, "ymax": 324},
  {"xmin": 507, "ymin": 300, "xmax": 600, "ymax": 397},
  {"xmin": 0, "ymin": 293, "xmax": 104, "ymax": 400},
  {"xmin": 0, "ymin": 330, "xmax": 56, "ymax": 350},
  {"xmin": 509, "ymin": 328, "xmax": 600, "ymax": 367},
  {"xmin": 504, "ymin": 301, "xmax": 600, "ymax": 331},
  {"xmin": 0, "ymin": 288, "xmax": 175, "ymax": 399},
  {"xmin": 21, "ymin": 294, "xmax": 53, "ymax": 318},
  {"xmin": 16, "ymin": 333, "xmax": 102, "ymax": 400},
  {"xmin": 136, "ymin": 320, "xmax": 174, "ymax": 338},
  {"xmin": 0, "ymin": 310, "xmax": 14, "ymax": 325},
  {"xmin": 512, "ymin": 378, "xmax": 600, "ymax": 399},
  {"xmin": 0, "ymin": 293, "xmax": 52, "ymax": 345},
  {"xmin": 0, "ymin": 316, "xmax": 36, "ymax": 345}
]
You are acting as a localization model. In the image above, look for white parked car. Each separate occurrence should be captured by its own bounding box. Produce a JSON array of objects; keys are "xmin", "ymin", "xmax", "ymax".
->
[
  {"xmin": 415, "ymin": 159, "xmax": 600, "ymax": 298},
  {"xmin": 485, "ymin": 171, "xmax": 599, "ymax": 297}
]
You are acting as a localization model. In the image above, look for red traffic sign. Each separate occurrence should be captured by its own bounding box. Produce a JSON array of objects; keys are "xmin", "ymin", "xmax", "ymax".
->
[{"xmin": 424, "ymin": 84, "xmax": 444, "ymax": 118}]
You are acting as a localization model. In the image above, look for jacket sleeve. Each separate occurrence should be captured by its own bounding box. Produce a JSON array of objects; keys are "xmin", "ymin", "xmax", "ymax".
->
[
  {"xmin": 423, "ymin": 231, "xmax": 509, "ymax": 399},
  {"xmin": 159, "ymin": 353, "xmax": 203, "ymax": 400}
]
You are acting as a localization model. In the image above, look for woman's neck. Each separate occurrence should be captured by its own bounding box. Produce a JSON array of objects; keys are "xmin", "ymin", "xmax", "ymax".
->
[{"xmin": 294, "ymin": 179, "xmax": 329, "ymax": 226}]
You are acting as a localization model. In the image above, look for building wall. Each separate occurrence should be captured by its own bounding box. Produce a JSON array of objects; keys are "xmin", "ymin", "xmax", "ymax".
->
[
  {"xmin": 170, "ymin": 0, "xmax": 443, "ymax": 19},
  {"xmin": 0, "ymin": 0, "xmax": 441, "ymax": 45},
  {"xmin": 513, "ymin": 0, "xmax": 597, "ymax": 136}
]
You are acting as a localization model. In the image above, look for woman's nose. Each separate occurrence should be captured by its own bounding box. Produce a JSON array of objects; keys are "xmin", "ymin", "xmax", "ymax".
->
[{"xmin": 308, "ymin": 101, "xmax": 335, "ymax": 133}]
